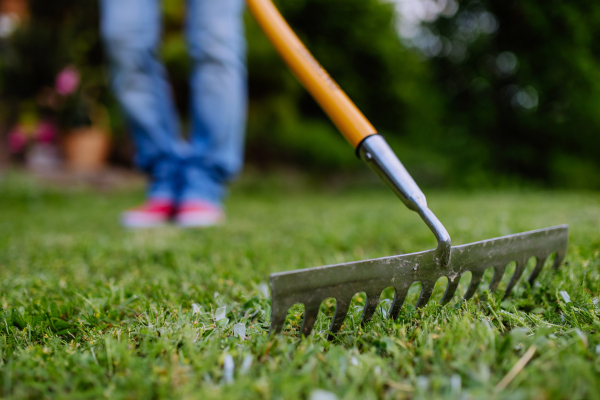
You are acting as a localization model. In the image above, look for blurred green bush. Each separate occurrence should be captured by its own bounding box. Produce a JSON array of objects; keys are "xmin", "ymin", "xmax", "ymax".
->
[
  {"xmin": 1, "ymin": 0, "xmax": 599, "ymax": 189},
  {"xmin": 425, "ymin": 0, "xmax": 600, "ymax": 189}
]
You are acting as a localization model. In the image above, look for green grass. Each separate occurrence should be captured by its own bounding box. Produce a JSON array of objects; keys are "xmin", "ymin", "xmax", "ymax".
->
[{"xmin": 1, "ymin": 172, "xmax": 599, "ymax": 399}]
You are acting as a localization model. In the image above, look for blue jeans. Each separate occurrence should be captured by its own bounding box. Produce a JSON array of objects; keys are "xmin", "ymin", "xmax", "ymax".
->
[{"xmin": 100, "ymin": 0, "xmax": 247, "ymax": 205}]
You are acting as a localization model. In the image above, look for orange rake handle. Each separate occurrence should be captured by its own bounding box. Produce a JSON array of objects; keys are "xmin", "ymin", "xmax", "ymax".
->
[{"xmin": 246, "ymin": 0, "xmax": 377, "ymax": 149}]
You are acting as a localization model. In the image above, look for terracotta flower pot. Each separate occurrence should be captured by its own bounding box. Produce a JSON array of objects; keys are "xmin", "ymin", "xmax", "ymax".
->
[
  {"xmin": 63, "ymin": 126, "xmax": 111, "ymax": 172},
  {"xmin": 0, "ymin": 0, "xmax": 29, "ymax": 18}
]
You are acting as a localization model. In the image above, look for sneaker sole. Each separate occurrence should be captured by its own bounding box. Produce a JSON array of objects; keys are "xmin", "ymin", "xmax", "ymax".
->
[
  {"xmin": 121, "ymin": 218, "xmax": 170, "ymax": 229},
  {"xmin": 175, "ymin": 216, "xmax": 224, "ymax": 228}
]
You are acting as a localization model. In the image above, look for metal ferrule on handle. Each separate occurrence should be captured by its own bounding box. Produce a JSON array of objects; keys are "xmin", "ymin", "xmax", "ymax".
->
[
  {"xmin": 246, "ymin": 0, "xmax": 377, "ymax": 148},
  {"xmin": 358, "ymin": 135, "xmax": 451, "ymax": 267}
]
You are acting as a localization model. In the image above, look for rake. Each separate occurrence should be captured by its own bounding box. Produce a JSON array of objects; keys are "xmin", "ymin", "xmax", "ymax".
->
[{"xmin": 246, "ymin": 0, "xmax": 569, "ymax": 337}]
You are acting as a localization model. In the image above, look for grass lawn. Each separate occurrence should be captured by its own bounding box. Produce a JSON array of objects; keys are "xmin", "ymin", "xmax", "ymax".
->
[{"xmin": 1, "ymin": 172, "xmax": 599, "ymax": 399}]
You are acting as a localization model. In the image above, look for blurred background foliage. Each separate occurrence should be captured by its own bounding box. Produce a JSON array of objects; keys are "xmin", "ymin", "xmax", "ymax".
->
[{"xmin": 1, "ymin": 0, "xmax": 599, "ymax": 189}]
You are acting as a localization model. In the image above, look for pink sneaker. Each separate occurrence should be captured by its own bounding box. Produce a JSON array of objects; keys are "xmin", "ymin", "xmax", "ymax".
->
[
  {"xmin": 175, "ymin": 200, "xmax": 224, "ymax": 227},
  {"xmin": 121, "ymin": 199, "xmax": 174, "ymax": 228}
]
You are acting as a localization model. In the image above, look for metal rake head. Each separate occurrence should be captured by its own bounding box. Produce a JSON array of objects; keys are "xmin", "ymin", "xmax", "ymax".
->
[{"xmin": 269, "ymin": 225, "xmax": 568, "ymax": 337}]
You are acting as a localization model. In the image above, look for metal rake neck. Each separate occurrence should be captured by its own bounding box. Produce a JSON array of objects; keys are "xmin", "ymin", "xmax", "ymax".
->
[{"xmin": 358, "ymin": 134, "xmax": 451, "ymax": 268}]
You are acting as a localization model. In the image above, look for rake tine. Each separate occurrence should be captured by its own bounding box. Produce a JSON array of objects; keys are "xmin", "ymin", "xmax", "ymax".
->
[
  {"xmin": 441, "ymin": 278, "xmax": 460, "ymax": 304},
  {"xmin": 361, "ymin": 290, "xmax": 382, "ymax": 325},
  {"xmin": 464, "ymin": 273, "xmax": 483, "ymax": 300},
  {"xmin": 527, "ymin": 256, "xmax": 546, "ymax": 286},
  {"xmin": 415, "ymin": 283, "xmax": 435, "ymax": 308},
  {"xmin": 269, "ymin": 300, "xmax": 290, "ymax": 335},
  {"xmin": 388, "ymin": 287, "xmax": 409, "ymax": 320},
  {"xmin": 503, "ymin": 258, "xmax": 527, "ymax": 298},
  {"xmin": 553, "ymin": 251, "xmax": 567, "ymax": 270},
  {"xmin": 300, "ymin": 302, "xmax": 320, "ymax": 337},
  {"xmin": 269, "ymin": 313, "xmax": 286, "ymax": 335},
  {"xmin": 488, "ymin": 265, "xmax": 506, "ymax": 293},
  {"xmin": 328, "ymin": 298, "xmax": 351, "ymax": 336}
]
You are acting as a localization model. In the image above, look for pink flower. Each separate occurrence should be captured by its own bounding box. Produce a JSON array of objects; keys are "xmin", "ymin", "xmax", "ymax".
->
[
  {"xmin": 8, "ymin": 126, "xmax": 28, "ymax": 154},
  {"xmin": 55, "ymin": 66, "xmax": 80, "ymax": 96},
  {"xmin": 35, "ymin": 120, "xmax": 58, "ymax": 143}
]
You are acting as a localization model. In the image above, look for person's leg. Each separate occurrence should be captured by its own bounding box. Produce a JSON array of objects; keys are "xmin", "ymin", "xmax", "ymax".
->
[
  {"xmin": 100, "ymin": 0, "xmax": 183, "ymax": 203},
  {"xmin": 182, "ymin": 0, "xmax": 247, "ymax": 206}
]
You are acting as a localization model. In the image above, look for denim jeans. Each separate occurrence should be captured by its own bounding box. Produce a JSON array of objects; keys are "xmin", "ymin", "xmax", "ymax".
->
[{"xmin": 100, "ymin": 0, "xmax": 247, "ymax": 204}]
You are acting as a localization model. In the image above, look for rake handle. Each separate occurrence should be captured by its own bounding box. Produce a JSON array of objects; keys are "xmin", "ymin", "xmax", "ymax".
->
[
  {"xmin": 246, "ymin": 0, "xmax": 376, "ymax": 148},
  {"xmin": 247, "ymin": 0, "xmax": 451, "ymax": 266}
]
